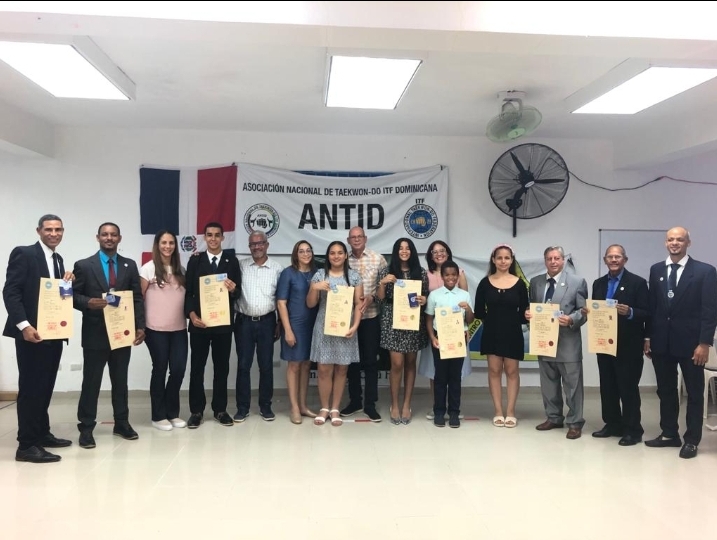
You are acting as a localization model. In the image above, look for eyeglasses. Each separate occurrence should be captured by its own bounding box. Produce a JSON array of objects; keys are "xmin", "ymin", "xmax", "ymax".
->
[
  {"xmin": 298, "ymin": 249, "xmax": 313, "ymax": 255},
  {"xmin": 431, "ymin": 249, "xmax": 447, "ymax": 255},
  {"xmin": 249, "ymin": 241, "xmax": 267, "ymax": 248},
  {"xmin": 348, "ymin": 235, "xmax": 365, "ymax": 241}
]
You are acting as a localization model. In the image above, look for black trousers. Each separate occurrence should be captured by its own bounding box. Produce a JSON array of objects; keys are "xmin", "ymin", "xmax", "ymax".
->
[
  {"xmin": 77, "ymin": 347, "xmax": 131, "ymax": 432},
  {"xmin": 15, "ymin": 338, "xmax": 63, "ymax": 449},
  {"xmin": 234, "ymin": 313, "xmax": 276, "ymax": 412},
  {"xmin": 347, "ymin": 316, "xmax": 380, "ymax": 409},
  {"xmin": 597, "ymin": 352, "xmax": 644, "ymax": 437},
  {"xmin": 188, "ymin": 332, "xmax": 232, "ymax": 415},
  {"xmin": 145, "ymin": 329, "xmax": 188, "ymax": 421},
  {"xmin": 432, "ymin": 345, "xmax": 462, "ymax": 417},
  {"xmin": 652, "ymin": 353, "xmax": 705, "ymax": 445}
]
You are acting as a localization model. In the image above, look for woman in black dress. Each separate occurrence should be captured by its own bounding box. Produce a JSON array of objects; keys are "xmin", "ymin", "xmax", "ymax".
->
[{"xmin": 474, "ymin": 244, "xmax": 528, "ymax": 428}]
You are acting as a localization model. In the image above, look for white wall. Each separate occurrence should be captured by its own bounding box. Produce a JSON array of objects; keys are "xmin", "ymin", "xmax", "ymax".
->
[{"xmin": 1, "ymin": 127, "xmax": 715, "ymax": 394}]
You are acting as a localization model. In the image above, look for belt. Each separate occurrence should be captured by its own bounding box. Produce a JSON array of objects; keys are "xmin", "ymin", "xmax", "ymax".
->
[{"xmin": 240, "ymin": 311, "xmax": 275, "ymax": 322}]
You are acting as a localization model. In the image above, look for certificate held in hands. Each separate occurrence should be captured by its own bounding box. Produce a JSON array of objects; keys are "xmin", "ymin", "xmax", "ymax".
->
[
  {"xmin": 324, "ymin": 286, "xmax": 354, "ymax": 337},
  {"xmin": 587, "ymin": 299, "xmax": 618, "ymax": 356},
  {"xmin": 199, "ymin": 273, "xmax": 231, "ymax": 327},
  {"xmin": 435, "ymin": 307, "xmax": 466, "ymax": 359},
  {"xmin": 392, "ymin": 279, "xmax": 422, "ymax": 331},
  {"xmin": 36, "ymin": 278, "xmax": 74, "ymax": 340},
  {"xmin": 528, "ymin": 302, "xmax": 559, "ymax": 357},
  {"xmin": 103, "ymin": 290, "xmax": 135, "ymax": 350}
]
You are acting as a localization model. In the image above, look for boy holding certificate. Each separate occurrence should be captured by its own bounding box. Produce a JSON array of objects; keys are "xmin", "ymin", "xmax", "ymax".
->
[{"xmin": 425, "ymin": 261, "xmax": 475, "ymax": 428}]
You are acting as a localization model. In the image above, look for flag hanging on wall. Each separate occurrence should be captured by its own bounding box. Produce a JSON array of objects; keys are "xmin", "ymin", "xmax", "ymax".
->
[{"xmin": 139, "ymin": 164, "xmax": 237, "ymax": 266}]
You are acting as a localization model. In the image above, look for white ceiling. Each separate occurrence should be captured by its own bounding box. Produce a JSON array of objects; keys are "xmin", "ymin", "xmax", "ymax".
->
[{"xmin": 2, "ymin": 2, "xmax": 717, "ymax": 168}]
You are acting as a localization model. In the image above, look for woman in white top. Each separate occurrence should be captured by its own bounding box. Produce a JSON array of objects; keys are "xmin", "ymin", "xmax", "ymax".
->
[{"xmin": 140, "ymin": 230, "xmax": 188, "ymax": 431}]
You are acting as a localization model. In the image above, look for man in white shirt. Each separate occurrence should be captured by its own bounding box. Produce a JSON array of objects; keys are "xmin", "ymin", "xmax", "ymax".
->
[{"xmin": 234, "ymin": 231, "xmax": 283, "ymax": 422}]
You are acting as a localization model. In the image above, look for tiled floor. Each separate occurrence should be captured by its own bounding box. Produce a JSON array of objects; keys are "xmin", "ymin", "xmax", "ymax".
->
[{"xmin": 1, "ymin": 388, "xmax": 716, "ymax": 540}]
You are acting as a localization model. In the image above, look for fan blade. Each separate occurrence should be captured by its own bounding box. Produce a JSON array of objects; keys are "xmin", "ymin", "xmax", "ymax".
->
[
  {"xmin": 533, "ymin": 179, "xmax": 564, "ymax": 184},
  {"xmin": 510, "ymin": 151, "xmax": 528, "ymax": 176}
]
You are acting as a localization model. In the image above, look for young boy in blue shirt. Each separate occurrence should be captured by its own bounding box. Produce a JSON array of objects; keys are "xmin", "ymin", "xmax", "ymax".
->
[{"xmin": 425, "ymin": 260, "xmax": 475, "ymax": 428}]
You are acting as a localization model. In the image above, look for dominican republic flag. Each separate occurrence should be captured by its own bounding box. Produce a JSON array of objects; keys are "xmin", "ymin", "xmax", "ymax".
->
[{"xmin": 139, "ymin": 164, "xmax": 237, "ymax": 267}]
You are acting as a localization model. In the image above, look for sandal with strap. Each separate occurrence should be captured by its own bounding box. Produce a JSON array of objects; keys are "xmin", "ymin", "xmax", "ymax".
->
[
  {"xmin": 330, "ymin": 409, "xmax": 343, "ymax": 426},
  {"xmin": 314, "ymin": 408, "xmax": 330, "ymax": 426},
  {"xmin": 504, "ymin": 416, "xmax": 517, "ymax": 428},
  {"xmin": 493, "ymin": 416, "xmax": 506, "ymax": 427}
]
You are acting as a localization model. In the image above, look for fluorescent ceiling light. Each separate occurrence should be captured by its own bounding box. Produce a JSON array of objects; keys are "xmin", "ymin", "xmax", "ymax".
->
[
  {"xmin": 0, "ymin": 41, "xmax": 130, "ymax": 99},
  {"xmin": 326, "ymin": 56, "xmax": 421, "ymax": 110},
  {"xmin": 572, "ymin": 67, "xmax": 717, "ymax": 114}
]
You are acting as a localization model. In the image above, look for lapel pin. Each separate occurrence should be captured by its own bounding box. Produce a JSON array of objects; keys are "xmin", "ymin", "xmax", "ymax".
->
[
  {"xmin": 659, "ymin": 277, "xmax": 664, "ymax": 281},
  {"xmin": 124, "ymin": 263, "xmax": 128, "ymax": 267},
  {"xmin": 620, "ymin": 287, "xmax": 624, "ymax": 291}
]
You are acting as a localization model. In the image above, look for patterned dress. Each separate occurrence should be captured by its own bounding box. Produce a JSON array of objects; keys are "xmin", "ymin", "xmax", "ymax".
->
[
  {"xmin": 309, "ymin": 268, "xmax": 363, "ymax": 365},
  {"xmin": 378, "ymin": 267, "xmax": 429, "ymax": 353}
]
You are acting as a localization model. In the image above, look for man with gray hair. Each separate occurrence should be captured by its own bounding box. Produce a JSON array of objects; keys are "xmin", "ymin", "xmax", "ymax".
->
[
  {"xmin": 526, "ymin": 246, "xmax": 587, "ymax": 439},
  {"xmin": 234, "ymin": 231, "xmax": 283, "ymax": 422}
]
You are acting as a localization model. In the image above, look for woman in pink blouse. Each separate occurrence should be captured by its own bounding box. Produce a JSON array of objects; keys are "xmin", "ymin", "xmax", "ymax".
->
[{"xmin": 140, "ymin": 230, "xmax": 188, "ymax": 431}]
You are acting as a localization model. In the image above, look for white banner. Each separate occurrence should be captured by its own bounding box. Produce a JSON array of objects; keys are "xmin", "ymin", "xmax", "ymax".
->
[{"xmin": 236, "ymin": 163, "xmax": 449, "ymax": 254}]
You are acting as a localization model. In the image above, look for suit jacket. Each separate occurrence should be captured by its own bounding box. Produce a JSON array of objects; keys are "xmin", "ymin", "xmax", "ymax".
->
[
  {"xmin": 73, "ymin": 251, "xmax": 145, "ymax": 349},
  {"xmin": 184, "ymin": 250, "xmax": 241, "ymax": 334},
  {"xmin": 592, "ymin": 269, "xmax": 649, "ymax": 359},
  {"xmin": 646, "ymin": 257, "xmax": 717, "ymax": 357},
  {"xmin": 529, "ymin": 271, "xmax": 588, "ymax": 363},
  {"xmin": 3, "ymin": 242, "xmax": 64, "ymax": 339}
]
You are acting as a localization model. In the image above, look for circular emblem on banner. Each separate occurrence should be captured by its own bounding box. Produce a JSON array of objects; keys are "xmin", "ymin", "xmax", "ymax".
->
[
  {"xmin": 180, "ymin": 236, "xmax": 197, "ymax": 253},
  {"xmin": 403, "ymin": 204, "xmax": 438, "ymax": 239},
  {"xmin": 244, "ymin": 204, "xmax": 280, "ymax": 238}
]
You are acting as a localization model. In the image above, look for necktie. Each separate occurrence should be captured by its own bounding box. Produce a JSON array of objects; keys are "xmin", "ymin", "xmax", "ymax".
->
[
  {"xmin": 211, "ymin": 256, "xmax": 219, "ymax": 272},
  {"xmin": 52, "ymin": 252, "xmax": 61, "ymax": 279},
  {"xmin": 108, "ymin": 259, "xmax": 117, "ymax": 289},
  {"xmin": 667, "ymin": 263, "xmax": 679, "ymax": 303},
  {"xmin": 607, "ymin": 276, "xmax": 618, "ymax": 300},
  {"xmin": 545, "ymin": 277, "xmax": 556, "ymax": 303}
]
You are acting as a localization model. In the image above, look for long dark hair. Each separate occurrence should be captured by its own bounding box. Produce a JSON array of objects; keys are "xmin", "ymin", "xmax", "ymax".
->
[
  {"xmin": 425, "ymin": 240, "xmax": 454, "ymax": 272},
  {"xmin": 152, "ymin": 230, "xmax": 185, "ymax": 287},
  {"xmin": 389, "ymin": 238, "xmax": 422, "ymax": 280},
  {"xmin": 488, "ymin": 244, "xmax": 518, "ymax": 276},
  {"xmin": 324, "ymin": 241, "xmax": 350, "ymax": 284},
  {"xmin": 290, "ymin": 240, "xmax": 316, "ymax": 271}
]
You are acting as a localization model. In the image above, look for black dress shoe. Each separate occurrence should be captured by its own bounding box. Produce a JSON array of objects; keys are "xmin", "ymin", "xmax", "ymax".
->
[
  {"xmin": 113, "ymin": 422, "xmax": 139, "ymax": 440},
  {"xmin": 679, "ymin": 443, "xmax": 698, "ymax": 459},
  {"xmin": 16, "ymin": 445, "xmax": 61, "ymax": 463},
  {"xmin": 592, "ymin": 425, "xmax": 622, "ymax": 438},
  {"xmin": 644, "ymin": 435, "xmax": 682, "ymax": 448},
  {"xmin": 40, "ymin": 433, "xmax": 72, "ymax": 448},
  {"xmin": 79, "ymin": 431, "xmax": 96, "ymax": 449},
  {"xmin": 187, "ymin": 413, "xmax": 204, "ymax": 428},
  {"xmin": 618, "ymin": 435, "xmax": 642, "ymax": 446},
  {"xmin": 214, "ymin": 412, "xmax": 234, "ymax": 426}
]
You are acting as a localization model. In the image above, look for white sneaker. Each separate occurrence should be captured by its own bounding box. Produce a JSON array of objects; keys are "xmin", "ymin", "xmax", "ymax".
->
[
  {"xmin": 426, "ymin": 410, "xmax": 435, "ymax": 420},
  {"xmin": 169, "ymin": 418, "xmax": 187, "ymax": 428},
  {"xmin": 152, "ymin": 420, "xmax": 173, "ymax": 431}
]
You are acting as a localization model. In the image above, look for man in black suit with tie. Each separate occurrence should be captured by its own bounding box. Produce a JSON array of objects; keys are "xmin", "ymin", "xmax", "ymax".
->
[
  {"xmin": 73, "ymin": 222, "xmax": 145, "ymax": 449},
  {"xmin": 3, "ymin": 215, "xmax": 74, "ymax": 463},
  {"xmin": 644, "ymin": 226, "xmax": 717, "ymax": 459},
  {"xmin": 590, "ymin": 245, "xmax": 649, "ymax": 446},
  {"xmin": 184, "ymin": 222, "xmax": 241, "ymax": 428}
]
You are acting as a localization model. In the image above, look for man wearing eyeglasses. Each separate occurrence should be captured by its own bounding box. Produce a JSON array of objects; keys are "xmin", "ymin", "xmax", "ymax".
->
[
  {"xmin": 342, "ymin": 226, "xmax": 388, "ymax": 421},
  {"xmin": 234, "ymin": 231, "xmax": 283, "ymax": 422}
]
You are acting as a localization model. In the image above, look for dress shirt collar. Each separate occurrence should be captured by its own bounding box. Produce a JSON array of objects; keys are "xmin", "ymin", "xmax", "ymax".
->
[{"xmin": 665, "ymin": 255, "xmax": 689, "ymax": 268}]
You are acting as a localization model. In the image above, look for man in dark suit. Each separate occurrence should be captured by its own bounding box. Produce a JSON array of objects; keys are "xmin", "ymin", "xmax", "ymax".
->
[
  {"xmin": 590, "ymin": 244, "xmax": 649, "ymax": 446},
  {"xmin": 644, "ymin": 226, "xmax": 717, "ymax": 459},
  {"xmin": 3, "ymin": 214, "xmax": 74, "ymax": 463},
  {"xmin": 73, "ymin": 222, "xmax": 145, "ymax": 449},
  {"xmin": 184, "ymin": 222, "xmax": 240, "ymax": 428}
]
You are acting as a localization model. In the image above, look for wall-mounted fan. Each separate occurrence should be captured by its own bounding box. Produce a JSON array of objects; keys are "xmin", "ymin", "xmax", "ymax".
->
[
  {"xmin": 488, "ymin": 143, "xmax": 569, "ymax": 237},
  {"xmin": 486, "ymin": 91, "xmax": 542, "ymax": 143}
]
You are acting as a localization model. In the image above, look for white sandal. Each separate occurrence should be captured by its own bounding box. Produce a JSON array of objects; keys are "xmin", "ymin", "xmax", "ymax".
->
[
  {"xmin": 493, "ymin": 416, "xmax": 506, "ymax": 427},
  {"xmin": 504, "ymin": 416, "xmax": 517, "ymax": 428},
  {"xmin": 330, "ymin": 409, "xmax": 343, "ymax": 426},
  {"xmin": 314, "ymin": 408, "xmax": 330, "ymax": 426}
]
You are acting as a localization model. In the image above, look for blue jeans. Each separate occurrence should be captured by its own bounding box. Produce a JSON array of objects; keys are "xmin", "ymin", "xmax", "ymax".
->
[
  {"xmin": 234, "ymin": 313, "xmax": 276, "ymax": 412},
  {"xmin": 145, "ymin": 329, "xmax": 188, "ymax": 421}
]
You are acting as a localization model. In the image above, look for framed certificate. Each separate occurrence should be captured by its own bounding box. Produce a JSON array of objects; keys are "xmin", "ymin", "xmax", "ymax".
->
[
  {"xmin": 103, "ymin": 290, "xmax": 135, "ymax": 350},
  {"xmin": 528, "ymin": 302, "xmax": 560, "ymax": 357},
  {"xmin": 36, "ymin": 278, "xmax": 73, "ymax": 340},
  {"xmin": 323, "ymin": 286, "xmax": 354, "ymax": 337},
  {"xmin": 587, "ymin": 299, "xmax": 618, "ymax": 356},
  {"xmin": 199, "ymin": 273, "xmax": 231, "ymax": 327},
  {"xmin": 392, "ymin": 279, "xmax": 422, "ymax": 331},
  {"xmin": 435, "ymin": 307, "xmax": 466, "ymax": 359}
]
